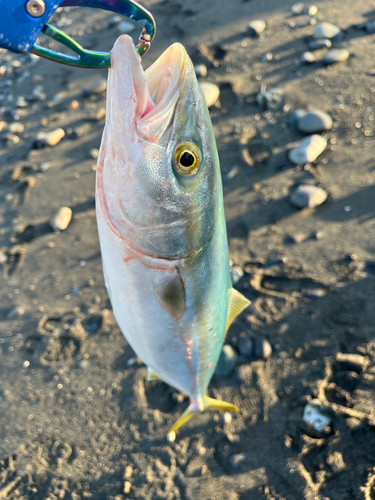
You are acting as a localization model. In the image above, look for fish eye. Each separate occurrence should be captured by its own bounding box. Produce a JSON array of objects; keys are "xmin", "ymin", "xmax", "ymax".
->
[{"xmin": 173, "ymin": 142, "xmax": 201, "ymax": 176}]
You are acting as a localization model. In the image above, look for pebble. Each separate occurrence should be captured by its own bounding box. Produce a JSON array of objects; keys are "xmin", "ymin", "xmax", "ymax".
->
[
  {"xmin": 36, "ymin": 128, "xmax": 65, "ymax": 147},
  {"xmin": 230, "ymin": 265, "xmax": 244, "ymax": 285},
  {"xmin": 7, "ymin": 305, "xmax": 25, "ymax": 320},
  {"xmin": 290, "ymin": 184, "xmax": 328, "ymax": 208},
  {"xmin": 291, "ymin": 2, "xmax": 304, "ymax": 15},
  {"xmin": 301, "ymin": 51, "xmax": 316, "ymax": 64},
  {"xmin": 366, "ymin": 21, "xmax": 375, "ymax": 34},
  {"xmin": 32, "ymin": 85, "xmax": 47, "ymax": 101},
  {"xmin": 256, "ymin": 87, "xmax": 283, "ymax": 110},
  {"xmin": 229, "ymin": 453, "xmax": 246, "ymax": 470},
  {"xmin": 90, "ymin": 148, "xmax": 99, "ymax": 159},
  {"xmin": 118, "ymin": 20, "xmax": 135, "ymax": 33},
  {"xmin": 39, "ymin": 162, "xmax": 51, "ymax": 172},
  {"xmin": 83, "ymin": 79, "xmax": 107, "ymax": 97},
  {"xmin": 8, "ymin": 122, "xmax": 24, "ymax": 134},
  {"xmin": 306, "ymin": 5, "xmax": 318, "ymax": 15},
  {"xmin": 123, "ymin": 481, "xmax": 132, "ymax": 495},
  {"xmin": 0, "ymin": 121, "xmax": 6, "ymax": 132},
  {"xmin": 297, "ymin": 110, "xmax": 332, "ymax": 133},
  {"xmin": 261, "ymin": 52, "xmax": 273, "ymax": 62},
  {"xmin": 50, "ymin": 207, "xmax": 72, "ymax": 231},
  {"xmin": 288, "ymin": 109, "xmax": 307, "ymax": 129},
  {"xmin": 195, "ymin": 64, "xmax": 207, "ymax": 78},
  {"xmin": 16, "ymin": 96, "xmax": 28, "ymax": 108},
  {"xmin": 288, "ymin": 135, "xmax": 327, "ymax": 164},
  {"xmin": 303, "ymin": 399, "xmax": 331, "ymax": 431},
  {"xmin": 253, "ymin": 337, "xmax": 272, "ymax": 360},
  {"xmin": 237, "ymin": 332, "xmax": 253, "ymax": 357},
  {"xmin": 247, "ymin": 20, "xmax": 266, "ymax": 36},
  {"xmin": 199, "ymin": 81, "xmax": 220, "ymax": 107},
  {"xmin": 313, "ymin": 22, "xmax": 341, "ymax": 39},
  {"xmin": 215, "ymin": 345, "xmax": 238, "ymax": 377},
  {"xmin": 309, "ymin": 39, "xmax": 332, "ymax": 50},
  {"xmin": 323, "ymin": 49, "xmax": 350, "ymax": 65}
]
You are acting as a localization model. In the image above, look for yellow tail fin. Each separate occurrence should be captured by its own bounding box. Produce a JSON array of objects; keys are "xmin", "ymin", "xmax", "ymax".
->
[{"xmin": 167, "ymin": 397, "xmax": 238, "ymax": 442}]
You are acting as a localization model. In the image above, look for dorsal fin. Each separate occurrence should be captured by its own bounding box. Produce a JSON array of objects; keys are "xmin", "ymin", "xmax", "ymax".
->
[{"xmin": 225, "ymin": 288, "xmax": 250, "ymax": 337}]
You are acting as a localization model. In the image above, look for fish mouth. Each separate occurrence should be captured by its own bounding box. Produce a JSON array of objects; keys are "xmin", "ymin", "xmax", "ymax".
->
[{"xmin": 110, "ymin": 35, "xmax": 188, "ymax": 142}]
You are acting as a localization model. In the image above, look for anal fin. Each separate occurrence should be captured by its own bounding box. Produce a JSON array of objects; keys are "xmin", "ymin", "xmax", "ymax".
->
[{"xmin": 225, "ymin": 288, "xmax": 251, "ymax": 338}]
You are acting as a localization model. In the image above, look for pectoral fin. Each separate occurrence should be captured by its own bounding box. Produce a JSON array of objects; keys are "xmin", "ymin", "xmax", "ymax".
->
[
  {"xmin": 225, "ymin": 288, "xmax": 251, "ymax": 337},
  {"xmin": 167, "ymin": 396, "xmax": 239, "ymax": 442}
]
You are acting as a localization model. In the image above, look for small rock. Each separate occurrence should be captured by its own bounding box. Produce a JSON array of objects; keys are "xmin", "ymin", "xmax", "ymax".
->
[
  {"xmin": 50, "ymin": 207, "xmax": 72, "ymax": 231},
  {"xmin": 39, "ymin": 162, "xmax": 51, "ymax": 172},
  {"xmin": 36, "ymin": 128, "xmax": 65, "ymax": 147},
  {"xmin": 297, "ymin": 110, "xmax": 332, "ymax": 133},
  {"xmin": 343, "ymin": 205, "xmax": 352, "ymax": 212},
  {"xmin": 256, "ymin": 87, "xmax": 283, "ymax": 110},
  {"xmin": 83, "ymin": 79, "xmax": 107, "ymax": 97},
  {"xmin": 306, "ymin": 5, "xmax": 318, "ymax": 15},
  {"xmin": 118, "ymin": 20, "xmax": 135, "ymax": 33},
  {"xmin": 231, "ymin": 265, "xmax": 244, "ymax": 285},
  {"xmin": 247, "ymin": 20, "xmax": 266, "ymax": 36},
  {"xmin": 291, "ymin": 2, "xmax": 304, "ymax": 15},
  {"xmin": 288, "ymin": 109, "xmax": 308, "ymax": 129},
  {"xmin": 289, "ymin": 232, "xmax": 308, "ymax": 244},
  {"xmin": 229, "ymin": 453, "xmax": 246, "ymax": 470},
  {"xmin": 6, "ymin": 133, "xmax": 20, "ymax": 145},
  {"xmin": 303, "ymin": 399, "xmax": 331, "ymax": 431},
  {"xmin": 7, "ymin": 305, "xmax": 25, "ymax": 320},
  {"xmin": 288, "ymin": 135, "xmax": 327, "ymax": 164},
  {"xmin": 309, "ymin": 38, "xmax": 332, "ymax": 50},
  {"xmin": 323, "ymin": 49, "xmax": 350, "ymax": 65},
  {"xmin": 90, "ymin": 148, "xmax": 99, "ymax": 159},
  {"xmin": 222, "ymin": 412, "xmax": 232, "ymax": 425},
  {"xmin": 335, "ymin": 352, "xmax": 370, "ymax": 373},
  {"xmin": 237, "ymin": 332, "xmax": 253, "ymax": 357},
  {"xmin": 313, "ymin": 22, "xmax": 341, "ymax": 39},
  {"xmin": 8, "ymin": 122, "xmax": 24, "ymax": 134},
  {"xmin": 261, "ymin": 52, "xmax": 273, "ymax": 62},
  {"xmin": 123, "ymin": 481, "xmax": 132, "ymax": 494},
  {"xmin": 290, "ymin": 184, "xmax": 328, "ymax": 208},
  {"xmin": 366, "ymin": 20, "xmax": 375, "ymax": 34},
  {"xmin": 190, "ymin": 437, "xmax": 206, "ymax": 456},
  {"xmin": 195, "ymin": 64, "xmax": 207, "ymax": 78},
  {"xmin": 32, "ymin": 85, "xmax": 47, "ymax": 101},
  {"xmin": 199, "ymin": 81, "xmax": 220, "ymax": 107},
  {"xmin": 16, "ymin": 96, "xmax": 28, "ymax": 108},
  {"xmin": 0, "ymin": 121, "xmax": 7, "ymax": 132},
  {"xmin": 254, "ymin": 337, "xmax": 272, "ymax": 360},
  {"xmin": 301, "ymin": 51, "xmax": 316, "ymax": 64},
  {"xmin": 215, "ymin": 345, "xmax": 238, "ymax": 377},
  {"xmin": 70, "ymin": 100, "xmax": 79, "ymax": 110}
]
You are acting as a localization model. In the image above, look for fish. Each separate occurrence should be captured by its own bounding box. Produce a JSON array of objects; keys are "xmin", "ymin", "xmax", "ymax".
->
[{"xmin": 96, "ymin": 35, "xmax": 250, "ymax": 440}]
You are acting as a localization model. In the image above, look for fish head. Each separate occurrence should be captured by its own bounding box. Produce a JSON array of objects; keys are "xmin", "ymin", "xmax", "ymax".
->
[{"xmin": 97, "ymin": 35, "xmax": 223, "ymax": 260}]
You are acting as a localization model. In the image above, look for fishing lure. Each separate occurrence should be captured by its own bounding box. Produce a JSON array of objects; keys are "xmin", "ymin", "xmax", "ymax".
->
[{"xmin": 96, "ymin": 35, "xmax": 250, "ymax": 441}]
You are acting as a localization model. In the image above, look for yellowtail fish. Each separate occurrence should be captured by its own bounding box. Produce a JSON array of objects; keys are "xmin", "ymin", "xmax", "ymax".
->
[{"xmin": 96, "ymin": 35, "xmax": 250, "ymax": 440}]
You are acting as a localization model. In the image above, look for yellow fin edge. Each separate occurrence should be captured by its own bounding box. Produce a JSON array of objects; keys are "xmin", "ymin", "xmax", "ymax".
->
[
  {"xmin": 167, "ymin": 397, "xmax": 238, "ymax": 442},
  {"xmin": 225, "ymin": 288, "xmax": 251, "ymax": 338}
]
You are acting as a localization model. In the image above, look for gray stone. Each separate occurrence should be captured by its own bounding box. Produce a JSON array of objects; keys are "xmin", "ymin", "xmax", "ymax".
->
[
  {"xmin": 36, "ymin": 128, "xmax": 65, "ymax": 147},
  {"xmin": 309, "ymin": 39, "xmax": 332, "ymax": 50},
  {"xmin": 215, "ymin": 345, "xmax": 238, "ymax": 376},
  {"xmin": 261, "ymin": 52, "xmax": 273, "ymax": 62},
  {"xmin": 288, "ymin": 109, "xmax": 308, "ymax": 129},
  {"xmin": 32, "ymin": 85, "xmax": 47, "ymax": 101},
  {"xmin": 229, "ymin": 453, "xmax": 246, "ymax": 470},
  {"xmin": 323, "ymin": 49, "xmax": 350, "ymax": 65},
  {"xmin": 303, "ymin": 399, "xmax": 331, "ymax": 431},
  {"xmin": 7, "ymin": 306, "xmax": 25, "ymax": 320},
  {"xmin": 306, "ymin": 5, "xmax": 318, "ymax": 15},
  {"xmin": 366, "ymin": 21, "xmax": 375, "ymax": 33},
  {"xmin": 117, "ymin": 20, "xmax": 135, "ymax": 33},
  {"xmin": 39, "ymin": 162, "xmax": 51, "ymax": 172},
  {"xmin": 8, "ymin": 122, "xmax": 24, "ymax": 134},
  {"xmin": 291, "ymin": 2, "xmax": 304, "ymax": 15},
  {"xmin": 247, "ymin": 20, "xmax": 266, "ymax": 36},
  {"xmin": 254, "ymin": 338, "xmax": 272, "ymax": 360},
  {"xmin": 199, "ymin": 81, "xmax": 220, "ymax": 107},
  {"xmin": 290, "ymin": 184, "xmax": 328, "ymax": 208},
  {"xmin": 50, "ymin": 207, "xmax": 72, "ymax": 231},
  {"xmin": 313, "ymin": 22, "xmax": 341, "ymax": 39},
  {"xmin": 195, "ymin": 64, "xmax": 207, "ymax": 78},
  {"xmin": 301, "ymin": 51, "xmax": 316, "ymax": 63},
  {"xmin": 288, "ymin": 135, "xmax": 327, "ymax": 164},
  {"xmin": 230, "ymin": 265, "xmax": 244, "ymax": 285},
  {"xmin": 90, "ymin": 148, "xmax": 99, "ymax": 159},
  {"xmin": 16, "ymin": 96, "xmax": 28, "ymax": 108},
  {"xmin": 237, "ymin": 332, "xmax": 253, "ymax": 357},
  {"xmin": 256, "ymin": 87, "xmax": 283, "ymax": 110},
  {"xmin": 297, "ymin": 110, "xmax": 332, "ymax": 133}
]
